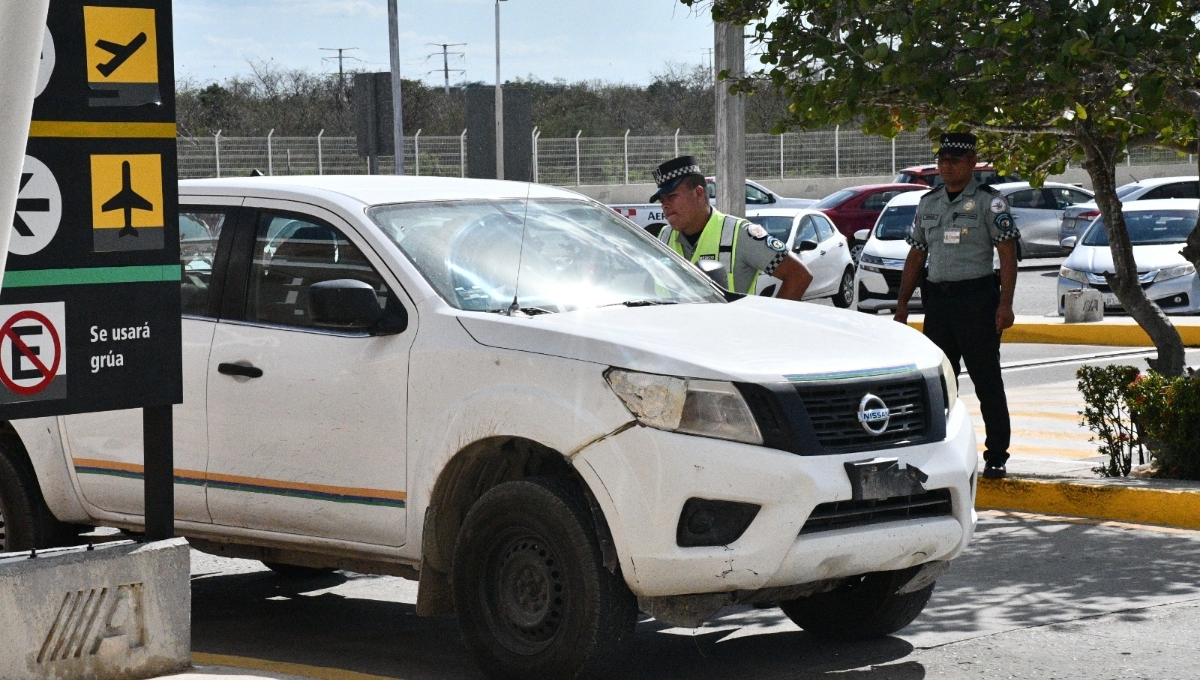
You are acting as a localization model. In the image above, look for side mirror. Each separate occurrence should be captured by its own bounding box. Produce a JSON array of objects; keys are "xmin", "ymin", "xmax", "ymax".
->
[
  {"xmin": 308, "ymin": 279, "xmax": 386, "ymax": 331},
  {"xmin": 853, "ymin": 229, "xmax": 870, "ymax": 242},
  {"xmin": 1060, "ymin": 236, "xmax": 1077, "ymax": 249},
  {"xmin": 767, "ymin": 193, "xmax": 777, "ymax": 204},
  {"xmin": 793, "ymin": 239, "xmax": 819, "ymax": 253},
  {"xmin": 696, "ymin": 259, "xmax": 728, "ymax": 288}
]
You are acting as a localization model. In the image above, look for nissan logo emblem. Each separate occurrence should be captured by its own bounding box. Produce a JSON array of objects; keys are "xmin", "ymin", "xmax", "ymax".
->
[{"xmin": 857, "ymin": 393, "xmax": 891, "ymax": 435}]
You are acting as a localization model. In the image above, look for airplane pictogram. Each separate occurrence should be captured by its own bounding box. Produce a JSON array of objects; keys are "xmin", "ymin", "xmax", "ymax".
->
[
  {"xmin": 94, "ymin": 32, "xmax": 147, "ymax": 78},
  {"xmin": 14, "ymin": 174, "xmax": 49, "ymax": 238},
  {"xmin": 100, "ymin": 161, "xmax": 153, "ymax": 238}
]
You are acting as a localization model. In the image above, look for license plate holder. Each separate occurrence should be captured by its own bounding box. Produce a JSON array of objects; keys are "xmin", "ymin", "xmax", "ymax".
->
[
  {"xmin": 1103, "ymin": 293, "xmax": 1121, "ymax": 307},
  {"xmin": 844, "ymin": 458, "xmax": 929, "ymax": 501}
]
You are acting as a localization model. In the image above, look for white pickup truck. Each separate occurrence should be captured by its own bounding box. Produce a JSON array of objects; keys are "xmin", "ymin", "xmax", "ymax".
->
[
  {"xmin": 0, "ymin": 176, "xmax": 975, "ymax": 680},
  {"xmin": 611, "ymin": 177, "xmax": 815, "ymax": 235}
]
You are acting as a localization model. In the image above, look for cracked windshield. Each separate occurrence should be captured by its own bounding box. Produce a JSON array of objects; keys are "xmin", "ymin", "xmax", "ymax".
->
[{"xmin": 369, "ymin": 198, "xmax": 724, "ymax": 313}]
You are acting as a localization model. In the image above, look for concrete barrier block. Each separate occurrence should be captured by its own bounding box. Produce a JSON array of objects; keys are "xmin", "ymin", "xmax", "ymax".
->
[
  {"xmin": 0, "ymin": 538, "xmax": 190, "ymax": 680},
  {"xmin": 1064, "ymin": 288, "xmax": 1104, "ymax": 323}
]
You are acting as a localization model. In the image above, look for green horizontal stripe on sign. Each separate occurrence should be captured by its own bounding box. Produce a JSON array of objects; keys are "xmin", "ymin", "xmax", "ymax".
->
[{"xmin": 3, "ymin": 265, "xmax": 182, "ymax": 288}]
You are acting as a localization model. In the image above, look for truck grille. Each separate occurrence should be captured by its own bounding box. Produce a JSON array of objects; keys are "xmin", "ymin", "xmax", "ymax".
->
[
  {"xmin": 800, "ymin": 488, "xmax": 953, "ymax": 534},
  {"xmin": 794, "ymin": 378, "xmax": 929, "ymax": 453}
]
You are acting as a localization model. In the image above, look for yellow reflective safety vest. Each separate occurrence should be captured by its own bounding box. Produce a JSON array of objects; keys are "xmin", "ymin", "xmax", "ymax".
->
[{"xmin": 660, "ymin": 209, "xmax": 758, "ymax": 294}]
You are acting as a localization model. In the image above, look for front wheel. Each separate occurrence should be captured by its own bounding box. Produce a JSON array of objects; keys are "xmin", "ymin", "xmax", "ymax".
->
[
  {"xmin": 779, "ymin": 567, "xmax": 935, "ymax": 641},
  {"xmin": 453, "ymin": 478, "xmax": 637, "ymax": 680},
  {"xmin": 849, "ymin": 241, "xmax": 864, "ymax": 264},
  {"xmin": 833, "ymin": 266, "xmax": 855, "ymax": 308},
  {"xmin": 0, "ymin": 436, "xmax": 71, "ymax": 552}
]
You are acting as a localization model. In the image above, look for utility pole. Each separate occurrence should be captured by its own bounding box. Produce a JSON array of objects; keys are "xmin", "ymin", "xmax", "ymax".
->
[
  {"xmin": 702, "ymin": 47, "xmax": 714, "ymax": 78},
  {"xmin": 714, "ymin": 22, "xmax": 746, "ymax": 218},
  {"xmin": 427, "ymin": 43, "xmax": 466, "ymax": 94},
  {"xmin": 495, "ymin": 0, "xmax": 507, "ymax": 180},
  {"xmin": 320, "ymin": 47, "xmax": 359, "ymax": 107},
  {"xmin": 387, "ymin": 0, "xmax": 404, "ymax": 174}
]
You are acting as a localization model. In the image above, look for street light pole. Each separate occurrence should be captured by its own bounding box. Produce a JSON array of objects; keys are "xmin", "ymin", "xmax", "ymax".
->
[
  {"xmin": 495, "ymin": 0, "xmax": 505, "ymax": 180},
  {"xmin": 388, "ymin": 0, "xmax": 404, "ymax": 175}
]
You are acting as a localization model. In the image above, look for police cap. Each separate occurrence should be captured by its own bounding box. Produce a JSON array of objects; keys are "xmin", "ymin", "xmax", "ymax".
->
[
  {"xmin": 937, "ymin": 132, "xmax": 977, "ymax": 158},
  {"xmin": 650, "ymin": 155, "xmax": 704, "ymax": 202}
]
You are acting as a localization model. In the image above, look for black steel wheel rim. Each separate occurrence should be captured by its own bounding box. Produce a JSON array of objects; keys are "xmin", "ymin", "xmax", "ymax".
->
[{"xmin": 480, "ymin": 527, "xmax": 566, "ymax": 655}]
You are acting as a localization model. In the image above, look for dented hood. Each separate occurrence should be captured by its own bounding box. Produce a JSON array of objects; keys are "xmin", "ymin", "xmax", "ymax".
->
[{"xmin": 457, "ymin": 295, "xmax": 944, "ymax": 384}]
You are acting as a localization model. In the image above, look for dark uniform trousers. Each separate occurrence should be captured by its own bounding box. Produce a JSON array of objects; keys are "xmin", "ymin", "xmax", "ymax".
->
[{"xmin": 921, "ymin": 275, "xmax": 1011, "ymax": 466}]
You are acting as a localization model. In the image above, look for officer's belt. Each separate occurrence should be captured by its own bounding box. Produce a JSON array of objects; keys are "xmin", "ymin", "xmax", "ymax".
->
[{"xmin": 922, "ymin": 275, "xmax": 997, "ymax": 297}]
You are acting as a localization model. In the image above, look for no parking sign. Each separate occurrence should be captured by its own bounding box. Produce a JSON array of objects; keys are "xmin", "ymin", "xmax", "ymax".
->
[{"xmin": 0, "ymin": 302, "xmax": 66, "ymax": 403}]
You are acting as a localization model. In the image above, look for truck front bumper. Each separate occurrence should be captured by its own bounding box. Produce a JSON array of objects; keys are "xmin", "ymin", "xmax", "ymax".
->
[{"xmin": 574, "ymin": 400, "xmax": 977, "ymax": 598}]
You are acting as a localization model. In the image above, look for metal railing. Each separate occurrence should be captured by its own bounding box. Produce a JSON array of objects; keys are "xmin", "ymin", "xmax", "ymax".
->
[{"xmin": 177, "ymin": 128, "xmax": 1196, "ymax": 184}]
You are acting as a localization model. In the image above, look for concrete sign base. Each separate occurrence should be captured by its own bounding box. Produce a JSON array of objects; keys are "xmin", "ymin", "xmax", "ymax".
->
[
  {"xmin": 0, "ymin": 538, "xmax": 190, "ymax": 680},
  {"xmin": 1064, "ymin": 288, "xmax": 1105, "ymax": 323}
]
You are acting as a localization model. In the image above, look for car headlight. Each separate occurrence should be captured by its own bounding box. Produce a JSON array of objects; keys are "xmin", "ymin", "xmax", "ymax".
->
[
  {"xmin": 605, "ymin": 369, "xmax": 763, "ymax": 445},
  {"xmin": 860, "ymin": 253, "xmax": 885, "ymax": 266},
  {"xmin": 1059, "ymin": 266, "xmax": 1089, "ymax": 284},
  {"xmin": 1155, "ymin": 263, "xmax": 1196, "ymax": 282},
  {"xmin": 940, "ymin": 356, "xmax": 958, "ymax": 414}
]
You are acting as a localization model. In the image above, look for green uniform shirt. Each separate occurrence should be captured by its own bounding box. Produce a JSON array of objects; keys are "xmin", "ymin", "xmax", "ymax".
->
[
  {"xmin": 658, "ymin": 208, "xmax": 787, "ymax": 294},
  {"xmin": 907, "ymin": 179, "xmax": 1019, "ymax": 283}
]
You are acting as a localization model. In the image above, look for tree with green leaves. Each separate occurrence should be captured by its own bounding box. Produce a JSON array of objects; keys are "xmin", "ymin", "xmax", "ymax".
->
[{"xmin": 686, "ymin": 0, "xmax": 1200, "ymax": 375}]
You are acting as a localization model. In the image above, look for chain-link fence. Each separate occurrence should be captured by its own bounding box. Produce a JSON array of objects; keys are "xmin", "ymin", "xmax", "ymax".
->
[{"xmin": 178, "ymin": 128, "xmax": 1195, "ymax": 184}]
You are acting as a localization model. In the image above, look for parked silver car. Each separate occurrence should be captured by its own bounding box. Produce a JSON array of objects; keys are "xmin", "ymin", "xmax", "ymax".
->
[
  {"xmin": 1058, "ymin": 176, "xmax": 1198, "ymax": 249},
  {"xmin": 1058, "ymin": 199, "xmax": 1200, "ymax": 315},
  {"xmin": 990, "ymin": 182, "xmax": 1093, "ymax": 258}
]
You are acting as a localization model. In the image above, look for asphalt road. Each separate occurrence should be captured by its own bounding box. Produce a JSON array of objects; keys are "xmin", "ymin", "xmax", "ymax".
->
[
  {"xmin": 956, "ymin": 343, "xmax": 1200, "ymax": 395},
  {"xmin": 189, "ymin": 513, "xmax": 1200, "ymax": 680}
]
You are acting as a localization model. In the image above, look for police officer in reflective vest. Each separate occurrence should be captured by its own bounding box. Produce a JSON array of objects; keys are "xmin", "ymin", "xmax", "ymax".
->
[
  {"xmin": 650, "ymin": 156, "xmax": 813, "ymax": 299},
  {"xmin": 894, "ymin": 133, "xmax": 1018, "ymax": 479}
]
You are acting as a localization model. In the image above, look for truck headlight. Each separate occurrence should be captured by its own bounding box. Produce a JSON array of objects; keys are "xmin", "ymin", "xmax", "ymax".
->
[
  {"xmin": 940, "ymin": 356, "xmax": 958, "ymax": 413},
  {"xmin": 605, "ymin": 369, "xmax": 763, "ymax": 445},
  {"xmin": 1155, "ymin": 263, "xmax": 1196, "ymax": 282},
  {"xmin": 1059, "ymin": 266, "xmax": 1089, "ymax": 284}
]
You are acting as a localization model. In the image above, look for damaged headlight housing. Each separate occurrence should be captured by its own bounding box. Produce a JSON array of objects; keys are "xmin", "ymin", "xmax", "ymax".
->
[
  {"xmin": 604, "ymin": 369, "xmax": 763, "ymax": 445},
  {"xmin": 940, "ymin": 355, "xmax": 958, "ymax": 414}
]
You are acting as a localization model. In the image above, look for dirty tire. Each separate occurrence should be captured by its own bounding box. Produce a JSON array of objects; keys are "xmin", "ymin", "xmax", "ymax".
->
[
  {"xmin": 261, "ymin": 562, "xmax": 337, "ymax": 578},
  {"xmin": 779, "ymin": 567, "xmax": 935, "ymax": 641},
  {"xmin": 453, "ymin": 477, "xmax": 637, "ymax": 680},
  {"xmin": 0, "ymin": 435, "xmax": 65, "ymax": 552},
  {"xmin": 833, "ymin": 266, "xmax": 856, "ymax": 308}
]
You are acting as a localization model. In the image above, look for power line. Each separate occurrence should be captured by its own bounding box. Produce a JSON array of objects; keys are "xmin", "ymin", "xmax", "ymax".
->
[
  {"xmin": 427, "ymin": 42, "xmax": 466, "ymax": 94},
  {"xmin": 319, "ymin": 47, "xmax": 361, "ymax": 92}
]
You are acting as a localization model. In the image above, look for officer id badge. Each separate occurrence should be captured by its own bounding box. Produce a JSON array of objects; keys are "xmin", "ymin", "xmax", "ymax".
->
[{"xmin": 943, "ymin": 227, "xmax": 962, "ymax": 244}]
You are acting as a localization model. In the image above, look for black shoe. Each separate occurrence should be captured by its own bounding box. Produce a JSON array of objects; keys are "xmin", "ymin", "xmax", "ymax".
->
[{"xmin": 982, "ymin": 464, "xmax": 1006, "ymax": 479}]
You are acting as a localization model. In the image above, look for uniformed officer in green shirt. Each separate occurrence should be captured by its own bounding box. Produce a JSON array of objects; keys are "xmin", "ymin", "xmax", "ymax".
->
[
  {"xmin": 894, "ymin": 132, "xmax": 1018, "ymax": 479},
  {"xmin": 649, "ymin": 156, "xmax": 813, "ymax": 299}
]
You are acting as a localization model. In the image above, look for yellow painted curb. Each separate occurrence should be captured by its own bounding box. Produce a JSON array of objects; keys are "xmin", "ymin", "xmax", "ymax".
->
[
  {"xmin": 191, "ymin": 652, "xmax": 400, "ymax": 680},
  {"xmin": 976, "ymin": 477, "xmax": 1200, "ymax": 530},
  {"xmin": 907, "ymin": 315, "xmax": 1200, "ymax": 347}
]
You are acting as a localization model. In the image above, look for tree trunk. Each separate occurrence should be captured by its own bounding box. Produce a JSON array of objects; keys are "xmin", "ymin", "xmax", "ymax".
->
[
  {"xmin": 1079, "ymin": 131, "xmax": 1186, "ymax": 376},
  {"xmin": 1182, "ymin": 134, "xmax": 1200, "ymax": 269}
]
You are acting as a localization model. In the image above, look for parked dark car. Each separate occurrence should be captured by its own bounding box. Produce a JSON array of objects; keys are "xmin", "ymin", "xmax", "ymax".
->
[{"xmin": 812, "ymin": 183, "xmax": 926, "ymax": 261}]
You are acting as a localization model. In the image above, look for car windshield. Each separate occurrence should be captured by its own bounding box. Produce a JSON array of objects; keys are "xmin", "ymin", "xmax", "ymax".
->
[
  {"xmin": 875, "ymin": 205, "xmax": 918, "ymax": 240},
  {"xmin": 1082, "ymin": 209, "xmax": 1198, "ymax": 246},
  {"xmin": 814, "ymin": 189, "xmax": 856, "ymax": 209},
  {"xmin": 368, "ymin": 198, "xmax": 725, "ymax": 313},
  {"xmin": 1116, "ymin": 184, "xmax": 1141, "ymax": 200},
  {"xmin": 745, "ymin": 215, "xmax": 793, "ymax": 239}
]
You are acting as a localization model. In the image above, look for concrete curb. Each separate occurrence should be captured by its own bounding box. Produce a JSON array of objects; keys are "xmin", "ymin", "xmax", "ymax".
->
[
  {"xmin": 907, "ymin": 315, "xmax": 1200, "ymax": 347},
  {"xmin": 976, "ymin": 477, "xmax": 1200, "ymax": 530}
]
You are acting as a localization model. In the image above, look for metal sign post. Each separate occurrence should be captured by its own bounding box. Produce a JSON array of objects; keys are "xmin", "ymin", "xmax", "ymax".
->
[{"xmin": 12, "ymin": 0, "xmax": 182, "ymax": 541}]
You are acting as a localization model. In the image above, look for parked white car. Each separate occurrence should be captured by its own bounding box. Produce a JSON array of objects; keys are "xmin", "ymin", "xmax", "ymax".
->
[
  {"xmin": 1058, "ymin": 199, "xmax": 1200, "ymax": 314},
  {"xmin": 3, "ymin": 176, "xmax": 977, "ymax": 679},
  {"xmin": 1059, "ymin": 176, "xmax": 1199, "ymax": 247},
  {"xmin": 745, "ymin": 208, "xmax": 856, "ymax": 306}
]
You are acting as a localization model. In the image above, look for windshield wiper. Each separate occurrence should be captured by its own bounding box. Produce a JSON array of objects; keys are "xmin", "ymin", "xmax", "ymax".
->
[{"xmin": 607, "ymin": 299, "xmax": 680, "ymax": 308}]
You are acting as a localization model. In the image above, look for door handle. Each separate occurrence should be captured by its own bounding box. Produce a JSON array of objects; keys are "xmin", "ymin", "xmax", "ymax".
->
[{"xmin": 218, "ymin": 362, "xmax": 263, "ymax": 378}]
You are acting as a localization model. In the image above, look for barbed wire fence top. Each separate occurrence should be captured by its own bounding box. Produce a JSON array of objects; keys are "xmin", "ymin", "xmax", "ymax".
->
[{"xmin": 178, "ymin": 128, "xmax": 1194, "ymax": 184}]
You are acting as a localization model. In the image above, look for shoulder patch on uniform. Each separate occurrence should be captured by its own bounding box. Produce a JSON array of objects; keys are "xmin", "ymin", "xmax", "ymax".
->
[
  {"xmin": 746, "ymin": 223, "xmax": 768, "ymax": 240},
  {"xmin": 995, "ymin": 212, "xmax": 1015, "ymax": 231},
  {"xmin": 990, "ymin": 196, "xmax": 1008, "ymax": 214},
  {"xmin": 766, "ymin": 236, "xmax": 786, "ymax": 252}
]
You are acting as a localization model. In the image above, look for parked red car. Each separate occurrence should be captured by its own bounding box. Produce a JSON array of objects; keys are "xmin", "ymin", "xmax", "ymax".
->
[
  {"xmin": 893, "ymin": 163, "xmax": 1020, "ymax": 188},
  {"xmin": 813, "ymin": 183, "xmax": 927, "ymax": 261}
]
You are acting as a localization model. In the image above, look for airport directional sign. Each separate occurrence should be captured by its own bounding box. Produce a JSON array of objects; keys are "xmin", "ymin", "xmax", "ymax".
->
[{"xmin": 3, "ymin": 0, "xmax": 181, "ymax": 420}]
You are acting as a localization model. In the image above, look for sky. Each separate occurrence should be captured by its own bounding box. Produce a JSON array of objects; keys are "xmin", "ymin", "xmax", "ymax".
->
[{"xmin": 173, "ymin": 0, "xmax": 718, "ymax": 87}]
